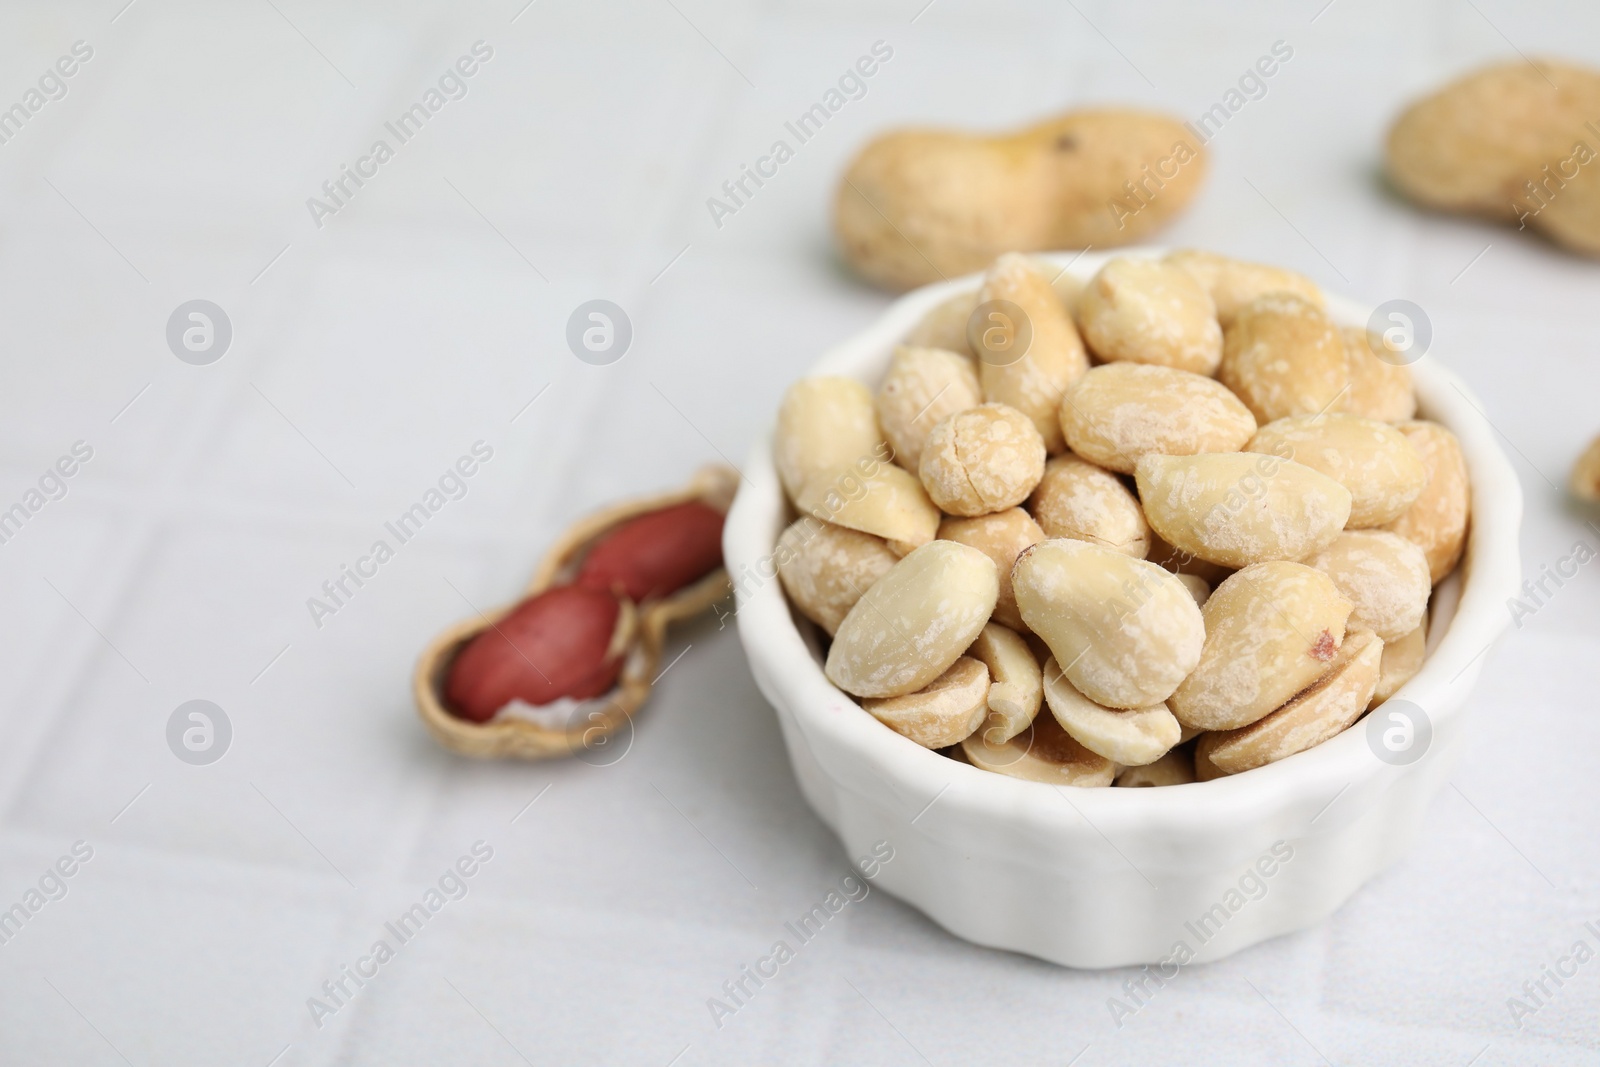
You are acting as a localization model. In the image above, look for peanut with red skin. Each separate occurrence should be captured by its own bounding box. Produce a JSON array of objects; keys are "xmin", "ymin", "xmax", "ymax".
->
[
  {"xmin": 446, "ymin": 584, "xmax": 625, "ymax": 723},
  {"xmin": 576, "ymin": 501, "xmax": 725, "ymax": 601}
]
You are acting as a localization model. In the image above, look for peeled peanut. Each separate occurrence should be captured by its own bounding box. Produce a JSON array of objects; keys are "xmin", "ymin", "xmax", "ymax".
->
[
  {"xmin": 1246, "ymin": 413, "xmax": 1427, "ymax": 528},
  {"xmin": 1027, "ymin": 454, "xmax": 1150, "ymax": 558},
  {"xmin": 876, "ymin": 346, "xmax": 982, "ymax": 472},
  {"xmin": 1381, "ymin": 420, "xmax": 1470, "ymax": 583},
  {"xmin": 1572, "ymin": 432, "xmax": 1600, "ymax": 501},
  {"xmin": 795, "ymin": 462, "xmax": 940, "ymax": 550},
  {"xmin": 1307, "ymin": 531, "xmax": 1431, "ymax": 641},
  {"xmin": 960, "ymin": 707, "xmax": 1117, "ymax": 787},
  {"xmin": 1341, "ymin": 327, "xmax": 1416, "ymax": 423},
  {"xmin": 1042, "ymin": 657, "xmax": 1180, "ymax": 766},
  {"xmin": 1060, "ymin": 362, "xmax": 1256, "ymax": 475},
  {"xmin": 968, "ymin": 622, "xmax": 1042, "ymax": 743},
  {"xmin": 1170, "ymin": 561, "xmax": 1353, "ymax": 731},
  {"xmin": 937, "ymin": 509, "xmax": 1044, "ymax": 631},
  {"xmin": 776, "ymin": 519, "xmax": 898, "ymax": 635},
  {"xmin": 826, "ymin": 541, "xmax": 999, "ymax": 698},
  {"xmin": 834, "ymin": 109, "xmax": 1208, "ymax": 290},
  {"xmin": 1371, "ymin": 619, "xmax": 1425, "ymax": 708},
  {"xmin": 1164, "ymin": 248, "xmax": 1324, "ymax": 327},
  {"xmin": 919, "ymin": 403, "xmax": 1047, "ymax": 516},
  {"xmin": 1012, "ymin": 539, "xmax": 1205, "ymax": 709},
  {"xmin": 1219, "ymin": 294, "xmax": 1348, "ymax": 424},
  {"xmin": 775, "ymin": 378, "xmax": 885, "ymax": 500},
  {"xmin": 905, "ymin": 291, "xmax": 979, "ymax": 355},
  {"xmin": 1115, "ymin": 747, "xmax": 1196, "ymax": 787},
  {"xmin": 1075, "ymin": 257, "xmax": 1223, "ymax": 374},
  {"xmin": 862, "ymin": 657, "xmax": 990, "ymax": 748},
  {"xmin": 1196, "ymin": 630, "xmax": 1382, "ymax": 774},
  {"xmin": 1135, "ymin": 452, "xmax": 1351, "ymax": 568},
  {"xmin": 975, "ymin": 254, "xmax": 1089, "ymax": 453}
]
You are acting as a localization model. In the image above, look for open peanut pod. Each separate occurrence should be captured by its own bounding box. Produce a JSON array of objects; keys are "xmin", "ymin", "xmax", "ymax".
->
[{"xmin": 414, "ymin": 465, "xmax": 737, "ymax": 760}]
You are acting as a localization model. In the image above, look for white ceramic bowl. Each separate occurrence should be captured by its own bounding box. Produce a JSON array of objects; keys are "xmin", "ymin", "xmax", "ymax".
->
[{"xmin": 724, "ymin": 249, "xmax": 1522, "ymax": 968}]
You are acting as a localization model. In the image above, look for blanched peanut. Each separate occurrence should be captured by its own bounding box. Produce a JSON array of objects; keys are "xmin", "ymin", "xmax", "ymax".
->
[
  {"xmin": 1027, "ymin": 454, "xmax": 1150, "ymax": 558},
  {"xmin": 937, "ymin": 509, "xmax": 1044, "ymax": 631},
  {"xmin": 1115, "ymin": 747, "xmax": 1196, "ymax": 787},
  {"xmin": 1135, "ymin": 452, "xmax": 1351, "ymax": 568},
  {"xmin": 1059, "ymin": 363, "xmax": 1256, "ymax": 474},
  {"xmin": 776, "ymin": 519, "xmax": 899, "ymax": 635},
  {"xmin": 976, "ymin": 254, "xmax": 1089, "ymax": 453},
  {"xmin": 1341, "ymin": 327, "xmax": 1416, "ymax": 423},
  {"xmin": 796, "ymin": 462, "xmax": 941, "ymax": 550},
  {"xmin": 905, "ymin": 291, "xmax": 979, "ymax": 355},
  {"xmin": 775, "ymin": 378, "xmax": 885, "ymax": 500},
  {"xmin": 968, "ymin": 623, "xmax": 1042, "ymax": 742},
  {"xmin": 1246, "ymin": 413, "xmax": 1427, "ymax": 528},
  {"xmin": 1219, "ymin": 293, "xmax": 1348, "ymax": 424},
  {"xmin": 1043, "ymin": 656, "xmax": 1181, "ymax": 766},
  {"xmin": 1196, "ymin": 630, "xmax": 1382, "ymax": 774},
  {"xmin": 1371, "ymin": 619, "xmax": 1425, "ymax": 708},
  {"xmin": 862, "ymin": 656, "xmax": 990, "ymax": 748},
  {"xmin": 1176, "ymin": 573, "xmax": 1210, "ymax": 607},
  {"xmin": 960, "ymin": 707, "xmax": 1116, "ymax": 786},
  {"xmin": 876, "ymin": 346, "xmax": 982, "ymax": 472},
  {"xmin": 1307, "ymin": 531, "xmax": 1431, "ymax": 641},
  {"xmin": 1169, "ymin": 561, "xmax": 1353, "ymax": 731},
  {"xmin": 1075, "ymin": 257, "xmax": 1223, "ymax": 375},
  {"xmin": 826, "ymin": 541, "xmax": 999, "ymax": 698},
  {"xmin": 1164, "ymin": 249, "xmax": 1325, "ymax": 327},
  {"xmin": 1013, "ymin": 539, "xmax": 1205, "ymax": 709},
  {"xmin": 1382, "ymin": 420, "xmax": 1470, "ymax": 583},
  {"xmin": 919, "ymin": 403, "xmax": 1047, "ymax": 516}
]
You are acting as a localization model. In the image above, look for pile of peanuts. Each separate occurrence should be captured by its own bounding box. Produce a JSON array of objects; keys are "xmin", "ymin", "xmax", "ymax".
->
[{"xmin": 773, "ymin": 250, "xmax": 1470, "ymax": 786}]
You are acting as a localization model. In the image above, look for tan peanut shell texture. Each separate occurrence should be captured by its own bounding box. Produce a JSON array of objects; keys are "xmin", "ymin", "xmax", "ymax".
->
[
  {"xmin": 770, "ymin": 249, "xmax": 1472, "ymax": 787},
  {"xmin": 1385, "ymin": 58, "xmax": 1600, "ymax": 255},
  {"xmin": 835, "ymin": 109, "xmax": 1207, "ymax": 290}
]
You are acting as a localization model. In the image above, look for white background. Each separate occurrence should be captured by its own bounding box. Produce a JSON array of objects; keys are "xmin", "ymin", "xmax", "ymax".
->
[{"xmin": 0, "ymin": 1, "xmax": 1595, "ymax": 1064}]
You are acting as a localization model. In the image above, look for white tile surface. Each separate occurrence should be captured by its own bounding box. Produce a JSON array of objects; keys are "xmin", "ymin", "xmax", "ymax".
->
[{"xmin": 0, "ymin": 0, "xmax": 1596, "ymax": 1063}]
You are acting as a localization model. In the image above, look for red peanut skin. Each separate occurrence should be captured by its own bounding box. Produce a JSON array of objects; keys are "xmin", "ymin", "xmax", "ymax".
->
[
  {"xmin": 445, "ymin": 585, "xmax": 623, "ymax": 723},
  {"xmin": 575, "ymin": 501, "xmax": 725, "ymax": 601}
]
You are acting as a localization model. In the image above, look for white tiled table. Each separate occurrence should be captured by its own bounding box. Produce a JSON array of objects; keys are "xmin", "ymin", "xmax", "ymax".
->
[{"xmin": 0, "ymin": 1, "xmax": 1595, "ymax": 1063}]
